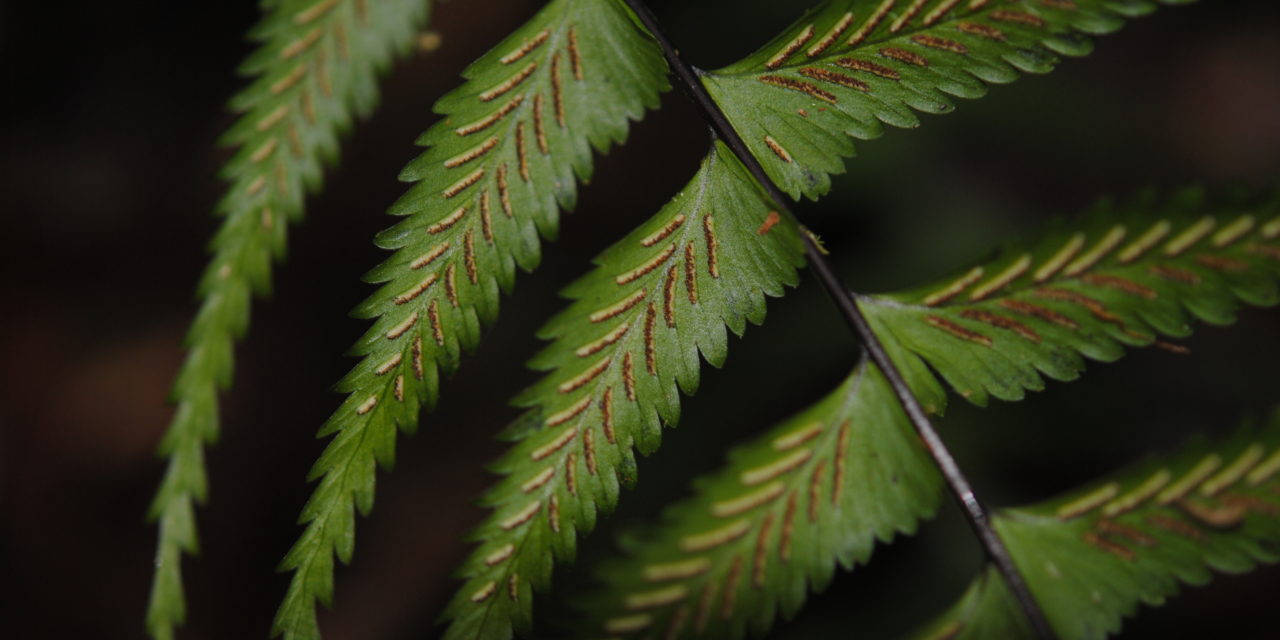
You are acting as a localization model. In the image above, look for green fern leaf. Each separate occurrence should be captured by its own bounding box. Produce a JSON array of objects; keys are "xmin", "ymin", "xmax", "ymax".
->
[
  {"xmin": 861, "ymin": 189, "xmax": 1280, "ymax": 408},
  {"xmin": 702, "ymin": 0, "xmax": 1194, "ymax": 200},
  {"xmin": 146, "ymin": 1, "xmax": 428, "ymax": 638},
  {"xmin": 272, "ymin": 2, "xmax": 669, "ymax": 638},
  {"xmin": 440, "ymin": 140, "xmax": 807, "ymax": 640},
  {"xmin": 580, "ymin": 357, "xmax": 942, "ymax": 639},
  {"xmin": 578, "ymin": 189, "xmax": 1280, "ymax": 638},
  {"xmin": 912, "ymin": 409, "xmax": 1280, "ymax": 640}
]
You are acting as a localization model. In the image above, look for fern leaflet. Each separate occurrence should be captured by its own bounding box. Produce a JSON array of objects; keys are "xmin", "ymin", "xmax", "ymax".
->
[
  {"xmin": 580, "ymin": 189, "xmax": 1280, "ymax": 638},
  {"xmin": 581, "ymin": 357, "xmax": 942, "ymax": 639},
  {"xmin": 146, "ymin": 1, "xmax": 428, "ymax": 637},
  {"xmin": 272, "ymin": 1, "xmax": 669, "ymax": 637},
  {"xmin": 912, "ymin": 409, "xmax": 1280, "ymax": 640},
  {"xmin": 440, "ymin": 140, "xmax": 807, "ymax": 640},
  {"xmin": 702, "ymin": 0, "xmax": 1193, "ymax": 200},
  {"xmin": 861, "ymin": 189, "xmax": 1280, "ymax": 408}
]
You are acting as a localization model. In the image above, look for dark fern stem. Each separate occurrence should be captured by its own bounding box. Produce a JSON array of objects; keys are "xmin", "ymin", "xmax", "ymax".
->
[{"xmin": 620, "ymin": 1, "xmax": 1058, "ymax": 637}]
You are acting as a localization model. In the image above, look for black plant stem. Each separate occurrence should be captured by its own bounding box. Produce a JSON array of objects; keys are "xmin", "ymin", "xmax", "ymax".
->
[{"xmin": 622, "ymin": 1, "xmax": 1057, "ymax": 637}]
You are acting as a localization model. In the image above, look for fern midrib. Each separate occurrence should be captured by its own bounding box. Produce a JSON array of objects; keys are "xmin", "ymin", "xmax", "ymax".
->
[{"xmin": 298, "ymin": 423, "xmax": 369, "ymax": 560}]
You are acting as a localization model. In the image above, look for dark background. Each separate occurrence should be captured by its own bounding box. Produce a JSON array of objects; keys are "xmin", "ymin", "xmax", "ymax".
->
[{"xmin": 3, "ymin": 0, "xmax": 1280, "ymax": 638}]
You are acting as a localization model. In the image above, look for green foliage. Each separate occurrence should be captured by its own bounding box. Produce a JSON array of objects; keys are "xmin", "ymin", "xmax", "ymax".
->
[
  {"xmin": 271, "ymin": 1, "xmax": 670, "ymax": 638},
  {"xmin": 581, "ymin": 358, "xmax": 942, "ymax": 639},
  {"xmin": 149, "ymin": 1, "xmax": 1280, "ymax": 638},
  {"xmin": 146, "ymin": 1, "xmax": 429, "ymax": 637},
  {"xmin": 440, "ymin": 140, "xmax": 807, "ymax": 640},
  {"xmin": 702, "ymin": 0, "xmax": 1193, "ymax": 200},
  {"xmin": 861, "ymin": 189, "xmax": 1280, "ymax": 409},
  {"xmin": 913, "ymin": 409, "xmax": 1280, "ymax": 640},
  {"xmin": 578, "ymin": 190, "xmax": 1280, "ymax": 639}
]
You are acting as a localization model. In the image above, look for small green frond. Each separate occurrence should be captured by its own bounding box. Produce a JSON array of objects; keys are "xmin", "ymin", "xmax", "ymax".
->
[
  {"xmin": 440, "ymin": 141, "xmax": 807, "ymax": 640},
  {"xmin": 861, "ymin": 189, "xmax": 1280, "ymax": 409},
  {"xmin": 578, "ymin": 358, "xmax": 942, "ymax": 639},
  {"xmin": 147, "ymin": 1, "xmax": 429, "ymax": 638},
  {"xmin": 273, "ymin": 2, "xmax": 670, "ymax": 637},
  {"xmin": 702, "ymin": 0, "xmax": 1195, "ymax": 200},
  {"xmin": 912, "ymin": 409, "xmax": 1280, "ymax": 640}
]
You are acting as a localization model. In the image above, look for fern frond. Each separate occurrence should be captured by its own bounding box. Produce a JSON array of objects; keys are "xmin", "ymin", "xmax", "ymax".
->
[
  {"xmin": 702, "ymin": 0, "xmax": 1194, "ymax": 200},
  {"xmin": 913, "ymin": 409, "xmax": 1280, "ymax": 640},
  {"xmin": 440, "ymin": 140, "xmax": 807, "ymax": 640},
  {"xmin": 272, "ymin": 2, "xmax": 669, "ymax": 638},
  {"xmin": 861, "ymin": 188, "xmax": 1280, "ymax": 408},
  {"xmin": 577, "ymin": 188, "xmax": 1280, "ymax": 638},
  {"xmin": 579, "ymin": 357, "xmax": 943, "ymax": 639},
  {"xmin": 146, "ymin": 1, "xmax": 428, "ymax": 638}
]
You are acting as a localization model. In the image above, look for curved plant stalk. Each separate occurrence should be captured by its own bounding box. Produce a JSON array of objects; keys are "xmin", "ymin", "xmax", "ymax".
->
[
  {"xmin": 440, "ymin": 140, "xmax": 807, "ymax": 640},
  {"xmin": 579, "ymin": 189, "xmax": 1280, "ymax": 638},
  {"xmin": 912, "ymin": 409, "xmax": 1280, "ymax": 640},
  {"xmin": 271, "ymin": 1, "xmax": 670, "ymax": 638},
  {"xmin": 146, "ymin": 1, "xmax": 429, "ymax": 637},
  {"xmin": 702, "ymin": 0, "xmax": 1194, "ymax": 200}
]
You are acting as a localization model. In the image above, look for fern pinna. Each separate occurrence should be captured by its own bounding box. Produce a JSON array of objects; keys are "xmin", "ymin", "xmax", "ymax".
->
[
  {"xmin": 439, "ymin": 141, "xmax": 806, "ymax": 639},
  {"xmin": 146, "ymin": 1, "xmax": 429, "ymax": 637},
  {"xmin": 582, "ymin": 191, "xmax": 1280, "ymax": 639},
  {"xmin": 862, "ymin": 190, "xmax": 1280, "ymax": 406},
  {"xmin": 585, "ymin": 358, "xmax": 944, "ymax": 639},
  {"xmin": 271, "ymin": 1, "xmax": 669, "ymax": 638},
  {"xmin": 913, "ymin": 409, "xmax": 1280, "ymax": 640},
  {"xmin": 702, "ymin": 0, "xmax": 1192, "ymax": 200}
]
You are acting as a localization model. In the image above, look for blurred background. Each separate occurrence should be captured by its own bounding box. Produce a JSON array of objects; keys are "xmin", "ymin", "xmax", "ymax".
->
[{"xmin": 2, "ymin": 0, "xmax": 1279, "ymax": 637}]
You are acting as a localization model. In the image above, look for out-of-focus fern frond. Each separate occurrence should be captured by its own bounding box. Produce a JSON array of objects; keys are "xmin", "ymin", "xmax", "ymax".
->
[{"xmin": 147, "ymin": 1, "xmax": 428, "ymax": 637}]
